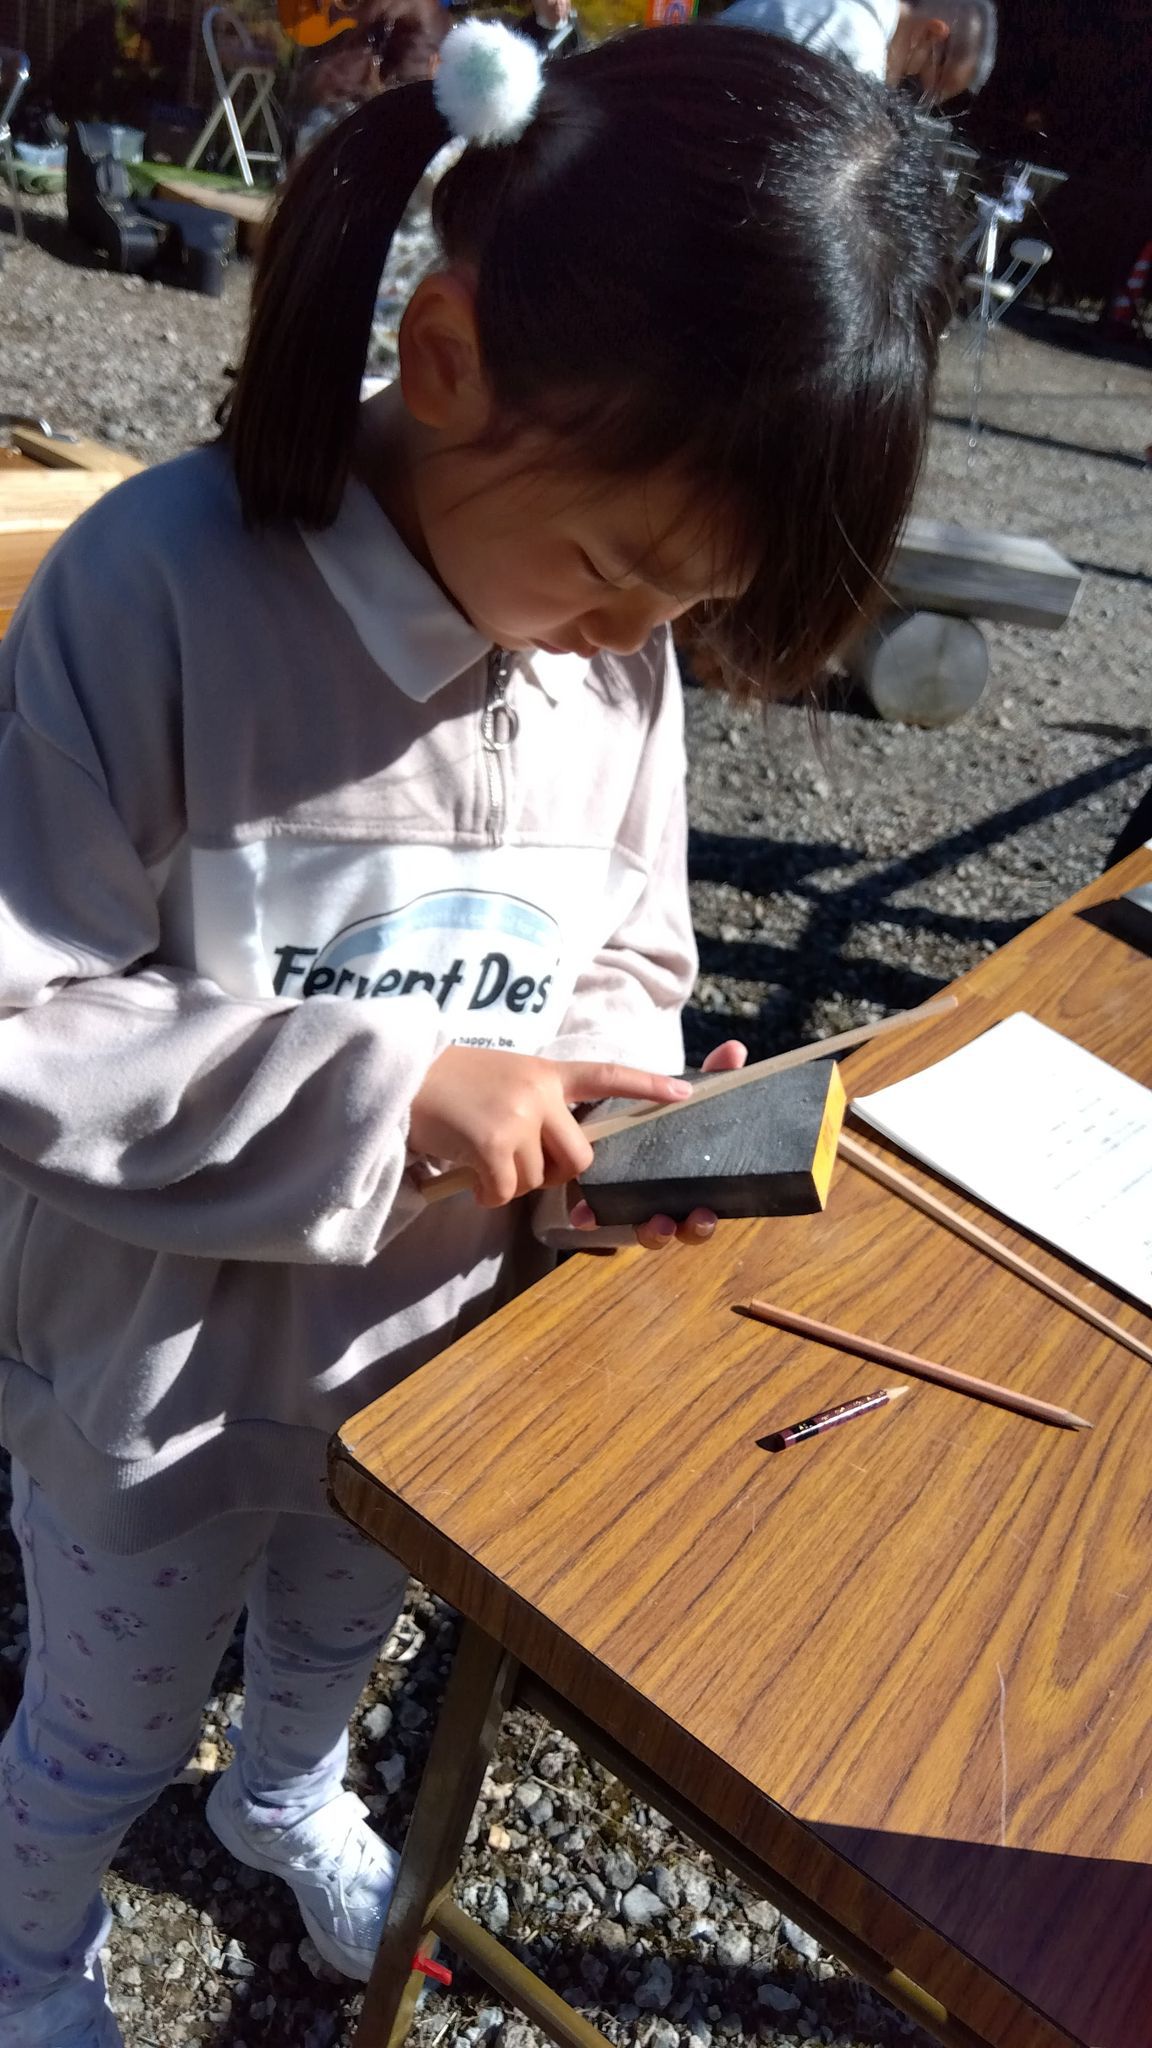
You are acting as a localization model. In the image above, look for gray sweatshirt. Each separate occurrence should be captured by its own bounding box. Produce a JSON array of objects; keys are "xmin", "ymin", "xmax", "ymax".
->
[{"xmin": 0, "ymin": 448, "xmax": 695, "ymax": 1551}]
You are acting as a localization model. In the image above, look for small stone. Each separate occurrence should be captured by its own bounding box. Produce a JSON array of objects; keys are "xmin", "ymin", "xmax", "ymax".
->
[
  {"xmin": 744, "ymin": 1899, "xmax": 779, "ymax": 1935},
  {"xmin": 757, "ymin": 1984, "xmax": 801, "ymax": 2014},
  {"xmin": 268, "ymin": 1941, "xmax": 293, "ymax": 1973},
  {"xmin": 535, "ymin": 1751, "xmax": 565, "ymax": 1782},
  {"xmin": 680, "ymin": 1868, "xmax": 712, "ymax": 1913},
  {"xmin": 223, "ymin": 1692, "xmax": 244, "ymax": 1727},
  {"xmin": 643, "ymin": 2021, "xmax": 679, "ymax": 2048},
  {"xmin": 515, "ymin": 1779, "xmax": 543, "ymax": 1810},
  {"xmin": 384, "ymin": 1614, "xmax": 424, "ymax": 1664},
  {"xmin": 595, "ymin": 1919, "xmax": 629, "ymax": 1954},
  {"xmin": 688, "ymin": 2015, "xmax": 713, "ymax": 2046},
  {"xmin": 714, "ymin": 1930, "xmax": 752, "ymax": 1969},
  {"xmin": 621, "ymin": 1883, "xmax": 667, "ymax": 1928},
  {"xmin": 362, "ymin": 1703, "xmax": 393, "ymax": 1741},
  {"xmin": 634, "ymin": 1957, "xmax": 674, "ymax": 2011},
  {"xmin": 488, "ymin": 1823, "xmax": 512, "ymax": 1852},
  {"xmin": 780, "ymin": 1916, "xmax": 820, "ymax": 1962},
  {"xmin": 581, "ymin": 1872, "xmax": 606, "ymax": 1905},
  {"xmin": 482, "ymin": 1883, "xmax": 510, "ymax": 1937},
  {"xmin": 476, "ymin": 2007, "xmax": 504, "ymax": 2038},
  {"xmin": 118, "ymin": 1965, "xmax": 142, "ymax": 1991},
  {"xmin": 526, "ymin": 1794, "xmax": 554, "ymax": 1827},
  {"xmin": 113, "ymin": 1896, "xmax": 138, "ymax": 1924},
  {"xmin": 164, "ymin": 1957, "xmax": 186, "ymax": 1983},
  {"xmin": 498, "ymin": 2025, "xmax": 540, "ymax": 2048},
  {"xmin": 375, "ymin": 1753, "xmax": 405, "ymax": 1794},
  {"xmin": 602, "ymin": 1848, "xmax": 637, "ymax": 1891}
]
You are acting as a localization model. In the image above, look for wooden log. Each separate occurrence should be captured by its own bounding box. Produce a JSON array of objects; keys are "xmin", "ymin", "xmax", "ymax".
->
[
  {"xmin": 847, "ymin": 608, "xmax": 990, "ymax": 727},
  {"xmin": 892, "ymin": 516, "xmax": 1082, "ymax": 629}
]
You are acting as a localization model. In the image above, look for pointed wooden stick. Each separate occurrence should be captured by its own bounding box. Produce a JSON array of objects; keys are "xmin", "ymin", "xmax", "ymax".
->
[
  {"xmin": 420, "ymin": 993, "xmax": 957, "ymax": 1206},
  {"xmin": 839, "ymin": 1131, "xmax": 1152, "ymax": 1369},
  {"xmin": 742, "ymin": 1297, "xmax": 1092, "ymax": 1430},
  {"xmin": 582, "ymin": 993, "xmax": 958, "ymax": 1145}
]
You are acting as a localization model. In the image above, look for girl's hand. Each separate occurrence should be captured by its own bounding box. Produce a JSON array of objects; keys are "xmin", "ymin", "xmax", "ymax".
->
[
  {"xmin": 569, "ymin": 1039, "xmax": 749, "ymax": 1250},
  {"xmin": 410, "ymin": 1047, "xmax": 693, "ymax": 1209}
]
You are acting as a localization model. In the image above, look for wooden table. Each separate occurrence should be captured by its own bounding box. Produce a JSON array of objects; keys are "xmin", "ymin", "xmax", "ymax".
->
[{"xmin": 332, "ymin": 847, "xmax": 1152, "ymax": 2048}]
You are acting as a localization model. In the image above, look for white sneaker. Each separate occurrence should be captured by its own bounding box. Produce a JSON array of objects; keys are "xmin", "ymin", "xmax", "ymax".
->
[
  {"xmin": 206, "ymin": 1768, "xmax": 398, "ymax": 1981},
  {"xmin": 0, "ymin": 1955, "xmax": 122, "ymax": 2047}
]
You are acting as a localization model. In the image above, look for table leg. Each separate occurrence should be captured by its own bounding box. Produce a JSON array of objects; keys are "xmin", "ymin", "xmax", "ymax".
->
[{"xmin": 353, "ymin": 1619, "xmax": 519, "ymax": 2048}]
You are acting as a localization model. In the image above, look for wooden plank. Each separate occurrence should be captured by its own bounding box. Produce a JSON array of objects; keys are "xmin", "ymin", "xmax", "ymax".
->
[
  {"xmin": 10, "ymin": 428, "xmax": 144, "ymax": 479},
  {"xmin": 333, "ymin": 850, "xmax": 1152, "ymax": 2048},
  {"xmin": 0, "ymin": 451, "xmax": 132, "ymax": 637},
  {"xmin": 0, "ymin": 469, "xmax": 122, "ymax": 535},
  {"xmin": 154, "ymin": 175, "xmax": 271, "ymax": 253},
  {"xmin": 890, "ymin": 516, "xmax": 1082, "ymax": 629}
]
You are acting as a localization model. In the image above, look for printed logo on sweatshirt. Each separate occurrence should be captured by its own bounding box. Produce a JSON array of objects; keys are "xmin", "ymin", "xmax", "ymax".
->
[{"xmin": 271, "ymin": 889, "xmax": 561, "ymax": 1046}]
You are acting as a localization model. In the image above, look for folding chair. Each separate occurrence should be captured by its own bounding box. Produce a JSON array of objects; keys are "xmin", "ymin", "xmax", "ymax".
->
[
  {"xmin": 186, "ymin": 6, "xmax": 282, "ymax": 190},
  {"xmin": 0, "ymin": 48, "xmax": 31, "ymax": 246}
]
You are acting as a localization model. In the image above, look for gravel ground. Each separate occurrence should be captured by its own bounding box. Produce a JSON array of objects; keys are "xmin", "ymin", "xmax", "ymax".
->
[{"xmin": 1, "ymin": 196, "xmax": 1150, "ymax": 2048}]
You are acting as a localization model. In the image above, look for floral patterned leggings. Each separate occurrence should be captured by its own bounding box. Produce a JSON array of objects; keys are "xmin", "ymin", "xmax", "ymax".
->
[{"xmin": 0, "ymin": 1463, "xmax": 408, "ymax": 2016}]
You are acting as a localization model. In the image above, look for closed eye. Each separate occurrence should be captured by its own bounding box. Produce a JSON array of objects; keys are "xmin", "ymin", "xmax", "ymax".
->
[{"xmin": 578, "ymin": 549, "xmax": 618, "ymax": 587}]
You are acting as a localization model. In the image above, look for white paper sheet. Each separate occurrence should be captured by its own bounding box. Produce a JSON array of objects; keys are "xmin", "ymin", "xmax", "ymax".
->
[{"xmin": 853, "ymin": 1012, "xmax": 1152, "ymax": 1309}]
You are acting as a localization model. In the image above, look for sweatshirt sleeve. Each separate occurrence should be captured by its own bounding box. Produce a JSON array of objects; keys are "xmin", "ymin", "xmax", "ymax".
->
[{"xmin": 0, "ymin": 522, "xmax": 447, "ymax": 1267}]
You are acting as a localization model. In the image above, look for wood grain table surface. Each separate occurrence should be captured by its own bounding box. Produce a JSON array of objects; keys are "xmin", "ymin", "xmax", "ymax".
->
[{"xmin": 333, "ymin": 846, "xmax": 1152, "ymax": 2048}]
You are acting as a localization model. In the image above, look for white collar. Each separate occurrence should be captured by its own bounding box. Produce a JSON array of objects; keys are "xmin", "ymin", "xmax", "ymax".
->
[{"xmin": 301, "ymin": 478, "xmax": 589, "ymax": 703}]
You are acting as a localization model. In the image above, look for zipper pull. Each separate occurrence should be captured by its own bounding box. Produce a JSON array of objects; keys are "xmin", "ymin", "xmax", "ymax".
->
[
  {"xmin": 481, "ymin": 650, "xmax": 519, "ymax": 753},
  {"xmin": 481, "ymin": 650, "xmax": 519, "ymax": 845}
]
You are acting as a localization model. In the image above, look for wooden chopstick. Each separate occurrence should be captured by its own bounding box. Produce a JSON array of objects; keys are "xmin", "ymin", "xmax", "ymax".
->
[
  {"xmin": 742, "ymin": 1298, "xmax": 1093, "ymax": 1431},
  {"xmin": 420, "ymin": 993, "xmax": 957, "ymax": 1207},
  {"xmin": 839, "ymin": 1132, "xmax": 1152, "ymax": 1371},
  {"xmin": 581, "ymin": 992, "xmax": 958, "ymax": 1145}
]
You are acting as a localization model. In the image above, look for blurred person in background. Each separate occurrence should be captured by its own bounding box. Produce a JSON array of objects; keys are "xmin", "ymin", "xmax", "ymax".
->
[{"xmin": 718, "ymin": 0, "xmax": 997, "ymax": 103}]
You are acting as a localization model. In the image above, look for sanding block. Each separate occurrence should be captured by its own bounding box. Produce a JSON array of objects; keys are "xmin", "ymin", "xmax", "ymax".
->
[{"xmin": 577, "ymin": 1059, "xmax": 846, "ymax": 1225}]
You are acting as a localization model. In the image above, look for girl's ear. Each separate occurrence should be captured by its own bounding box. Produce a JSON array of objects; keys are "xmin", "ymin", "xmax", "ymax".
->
[
  {"xmin": 398, "ymin": 272, "xmax": 493, "ymax": 437},
  {"xmin": 906, "ymin": 15, "xmax": 950, "ymax": 78}
]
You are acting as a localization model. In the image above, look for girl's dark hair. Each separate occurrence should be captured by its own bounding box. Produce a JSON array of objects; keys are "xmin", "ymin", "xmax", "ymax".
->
[{"xmin": 226, "ymin": 25, "xmax": 956, "ymax": 698}]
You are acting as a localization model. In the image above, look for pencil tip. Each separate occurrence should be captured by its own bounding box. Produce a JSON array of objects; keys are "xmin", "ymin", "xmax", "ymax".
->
[{"xmin": 889, "ymin": 1385, "xmax": 912, "ymax": 1401}]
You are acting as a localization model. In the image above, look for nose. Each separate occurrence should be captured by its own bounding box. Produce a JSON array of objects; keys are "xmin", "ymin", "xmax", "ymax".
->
[{"xmin": 581, "ymin": 590, "xmax": 686, "ymax": 658}]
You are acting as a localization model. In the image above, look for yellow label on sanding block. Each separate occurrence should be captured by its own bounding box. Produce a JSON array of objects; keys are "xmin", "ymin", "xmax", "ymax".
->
[{"xmin": 812, "ymin": 1064, "xmax": 847, "ymax": 1207}]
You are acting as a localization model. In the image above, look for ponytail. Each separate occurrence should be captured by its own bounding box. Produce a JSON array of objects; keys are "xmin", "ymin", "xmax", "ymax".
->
[{"xmin": 226, "ymin": 83, "xmax": 449, "ymax": 529}]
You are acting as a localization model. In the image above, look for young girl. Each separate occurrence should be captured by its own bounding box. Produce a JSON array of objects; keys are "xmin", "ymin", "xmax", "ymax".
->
[{"xmin": 0, "ymin": 20, "xmax": 952, "ymax": 2042}]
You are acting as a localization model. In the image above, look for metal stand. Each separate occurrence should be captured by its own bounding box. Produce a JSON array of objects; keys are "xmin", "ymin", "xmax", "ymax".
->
[{"xmin": 186, "ymin": 7, "xmax": 282, "ymax": 190}]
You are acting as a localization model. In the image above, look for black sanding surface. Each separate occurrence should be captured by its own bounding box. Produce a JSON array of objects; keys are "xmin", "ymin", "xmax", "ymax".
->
[{"xmin": 579, "ymin": 1060, "xmax": 836, "ymax": 1224}]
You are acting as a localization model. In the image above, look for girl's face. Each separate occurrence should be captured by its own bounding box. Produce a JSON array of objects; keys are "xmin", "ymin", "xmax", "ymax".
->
[
  {"xmin": 412, "ymin": 444, "xmax": 751, "ymax": 659},
  {"xmin": 367, "ymin": 274, "xmax": 753, "ymax": 657}
]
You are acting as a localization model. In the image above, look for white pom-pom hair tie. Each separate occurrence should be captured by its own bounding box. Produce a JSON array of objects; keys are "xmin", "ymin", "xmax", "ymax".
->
[{"xmin": 433, "ymin": 20, "xmax": 545, "ymax": 148}]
